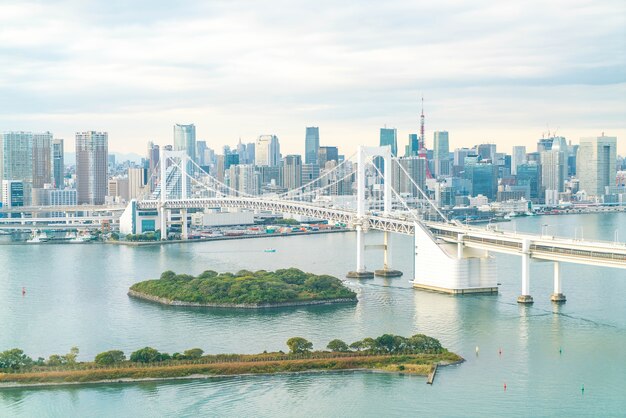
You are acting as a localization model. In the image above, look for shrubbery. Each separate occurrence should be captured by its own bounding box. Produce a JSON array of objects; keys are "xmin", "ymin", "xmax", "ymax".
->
[{"xmin": 130, "ymin": 268, "xmax": 357, "ymax": 305}]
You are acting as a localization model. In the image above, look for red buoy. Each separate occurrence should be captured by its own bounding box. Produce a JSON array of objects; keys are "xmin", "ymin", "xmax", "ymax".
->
[{"xmin": 22, "ymin": 287, "xmax": 26, "ymax": 296}]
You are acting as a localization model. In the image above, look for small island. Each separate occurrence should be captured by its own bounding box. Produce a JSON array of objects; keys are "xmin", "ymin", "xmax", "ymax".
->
[
  {"xmin": 0, "ymin": 334, "xmax": 463, "ymax": 388},
  {"xmin": 128, "ymin": 268, "xmax": 358, "ymax": 308}
]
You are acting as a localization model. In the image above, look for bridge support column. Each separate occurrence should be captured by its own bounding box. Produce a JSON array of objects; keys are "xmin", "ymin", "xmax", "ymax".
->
[
  {"xmin": 181, "ymin": 209, "xmax": 188, "ymax": 240},
  {"xmin": 550, "ymin": 262, "xmax": 566, "ymax": 303},
  {"xmin": 347, "ymin": 225, "xmax": 374, "ymax": 278},
  {"xmin": 457, "ymin": 234, "xmax": 465, "ymax": 259},
  {"xmin": 517, "ymin": 239, "xmax": 534, "ymax": 304},
  {"xmin": 375, "ymin": 231, "xmax": 402, "ymax": 277},
  {"xmin": 159, "ymin": 207, "xmax": 167, "ymax": 240}
]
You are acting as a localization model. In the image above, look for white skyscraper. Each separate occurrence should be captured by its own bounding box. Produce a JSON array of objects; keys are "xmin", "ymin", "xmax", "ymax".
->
[
  {"xmin": 255, "ymin": 135, "xmax": 281, "ymax": 167},
  {"xmin": 511, "ymin": 146, "xmax": 526, "ymax": 175},
  {"xmin": 173, "ymin": 124, "xmax": 196, "ymax": 162},
  {"xmin": 0, "ymin": 131, "xmax": 33, "ymax": 205},
  {"xmin": 577, "ymin": 134, "xmax": 617, "ymax": 197}
]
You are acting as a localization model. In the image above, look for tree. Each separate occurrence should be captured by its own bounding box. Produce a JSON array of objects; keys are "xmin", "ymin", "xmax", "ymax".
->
[
  {"xmin": 65, "ymin": 346, "xmax": 79, "ymax": 364},
  {"xmin": 326, "ymin": 339, "xmax": 349, "ymax": 352},
  {"xmin": 286, "ymin": 337, "xmax": 313, "ymax": 354},
  {"xmin": 0, "ymin": 348, "xmax": 33, "ymax": 370},
  {"xmin": 130, "ymin": 347, "xmax": 164, "ymax": 363},
  {"xmin": 46, "ymin": 354, "xmax": 66, "ymax": 366},
  {"xmin": 94, "ymin": 350, "xmax": 126, "ymax": 365},
  {"xmin": 160, "ymin": 270, "xmax": 177, "ymax": 280},
  {"xmin": 349, "ymin": 340, "xmax": 366, "ymax": 351},
  {"xmin": 110, "ymin": 232, "xmax": 120, "ymax": 241},
  {"xmin": 183, "ymin": 348, "xmax": 204, "ymax": 359}
]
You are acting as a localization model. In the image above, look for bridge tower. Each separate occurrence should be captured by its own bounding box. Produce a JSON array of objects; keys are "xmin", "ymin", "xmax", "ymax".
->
[
  {"xmin": 347, "ymin": 146, "xmax": 399, "ymax": 278},
  {"xmin": 159, "ymin": 149, "xmax": 191, "ymax": 241}
]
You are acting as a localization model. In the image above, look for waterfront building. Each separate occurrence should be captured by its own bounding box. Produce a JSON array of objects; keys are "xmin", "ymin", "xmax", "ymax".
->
[
  {"xmin": 577, "ymin": 134, "xmax": 617, "ymax": 197},
  {"xmin": 318, "ymin": 146, "xmax": 339, "ymax": 168},
  {"xmin": 511, "ymin": 146, "xmax": 526, "ymax": 175},
  {"xmin": 305, "ymin": 127, "xmax": 320, "ymax": 165},
  {"xmin": 32, "ymin": 185, "xmax": 77, "ymax": 206},
  {"xmin": 255, "ymin": 135, "xmax": 281, "ymax": 167},
  {"xmin": 173, "ymin": 124, "xmax": 196, "ymax": 162},
  {"xmin": 52, "ymin": 139, "xmax": 65, "ymax": 189},
  {"xmin": 433, "ymin": 131, "xmax": 450, "ymax": 177},
  {"xmin": 379, "ymin": 128, "xmax": 398, "ymax": 156},
  {"xmin": 32, "ymin": 131, "xmax": 53, "ymax": 188},
  {"xmin": 76, "ymin": 131, "xmax": 108, "ymax": 205},
  {"xmin": 516, "ymin": 162, "xmax": 541, "ymax": 201},
  {"xmin": 0, "ymin": 131, "xmax": 33, "ymax": 205},
  {"xmin": 463, "ymin": 158, "xmax": 497, "ymax": 200},
  {"xmin": 283, "ymin": 154, "xmax": 302, "ymax": 190},
  {"xmin": 1, "ymin": 180, "xmax": 24, "ymax": 208}
]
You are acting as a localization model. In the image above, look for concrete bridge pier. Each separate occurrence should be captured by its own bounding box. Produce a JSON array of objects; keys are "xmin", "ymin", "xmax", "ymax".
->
[
  {"xmin": 159, "ymin": 206, "xmax": 167, "ymax": 240},
  {"xmin": 551, "ymin": 262, "xmax": 566, "ymax": 303},
  {"xmin": 181, "ymin": 209, "xmax": 188, "ymax": 240},
  {"xmin": 517, "ymin": 239, "xmax": 534, "ymax": 304},
  {"xmin": 347, "ymin": 224, "xmax": 374, "ymax": 278},
  {"xmin": 375, "ymin": 231, "xmax": 402, "ymax": 277}
]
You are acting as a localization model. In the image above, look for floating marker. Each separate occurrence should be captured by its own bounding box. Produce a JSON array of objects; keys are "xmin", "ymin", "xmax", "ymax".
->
[
  {"xmin": 581, "ymin": 384, "xmax": 584, "ymax": 394},
  {"xmin": 503, "ymin": 382, "xmax": 507, "ymax": 391},
  {"xmin": 499, "ymin": 348, "xmax": 502, "ymax": 356},
  {"xmin": 475, "ymin": 346, "xmax": 479, "ymax": 355},
  {"xmin": 22, "ymin": 287, "xmax": 26, "ymax": 296},
  {"xmin": 559, "ymin": 347, "xmax": 562, "ymax": 355}
]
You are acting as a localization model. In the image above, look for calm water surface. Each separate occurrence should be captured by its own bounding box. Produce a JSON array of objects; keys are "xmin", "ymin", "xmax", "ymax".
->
[{"xmin": 1, "ymin": 213, "xmax": 625, "ymax": 417}]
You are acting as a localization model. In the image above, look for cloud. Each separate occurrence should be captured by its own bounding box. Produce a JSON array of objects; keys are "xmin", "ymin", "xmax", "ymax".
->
[{"xmin": 0, "ymin": 0, "xmax": 624, "ymax": 155}]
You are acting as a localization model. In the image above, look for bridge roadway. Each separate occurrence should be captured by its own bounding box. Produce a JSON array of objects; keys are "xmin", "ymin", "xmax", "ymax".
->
[{"xmin": 138, "ymin": 197, "xmax": 626, "ymax": 269}]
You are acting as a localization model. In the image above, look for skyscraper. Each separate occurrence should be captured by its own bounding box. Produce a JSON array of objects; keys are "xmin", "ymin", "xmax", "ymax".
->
[
  {"xmin": 0, "ymin": 131, "xmax": 33, "ymax": 205},
  {"xmin": 52, "ymin": 139, "xmax": 64, "ymax": 189},
  {"xmin": 76, "ymin": 131, "xmax": 108, "ymax": 205},
  {"xmin": 283, "ymin": 154, "xmax": 302, "ymax": 190},
  {"xmin": 511, "ymin": 146, "xmax": 526, "ymax": 175},
  {"xmin": 433, "ymin": 131, "xmax": 450, "ymax": 177},
  {"xmin": 477, "ymin": 143, "xmax": 496, "ymax": 161},
  {"xmin": 577, "ymin": 134, "xmax": 617, "ymax": 197},
  {"xmin": 405, "ymin": 134, "xmax": 419, "ymax": 157},
  {"xmin": 255, "ymin": 135, "xmax": 281, "ymax": 166},
  {"xmin": 540, "ymin": 149, "xmax": 566, "ymax": 194},
  {"xmin": 305, "ymin": 127, "xmax": 320, "ymax": 165},
  {"xmin": 318, "ymin": 146, "xmax": 339, "ymax": 168},
  {"xmin": 173, "ymin": 124, "xmax": 196, "ymax": 162},
  {"xmin": 380, "ymin": 128, "xmax": 398, "ymax": 156},
  {"xmin": 32, "ymin": 131, "xmax": 52, "ymax": 188}
]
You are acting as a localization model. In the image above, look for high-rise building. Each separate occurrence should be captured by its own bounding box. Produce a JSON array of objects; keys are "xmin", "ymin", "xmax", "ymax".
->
[
  {"xmin": 301, "ymin": 164, "xmax": 320, "ymax": 189},
  {"xmin": 1, "ymin": 180, "xmax": 25, "ymax": 208},
  {"xmin": 392, "ymin": 156, "xmax": 427, "ymax": 197},
  {"xmin": 255, "ymin": 135, "xmax": 281, "ymax": 166},
  {"xmin": 228, "ymin": 164, "xmax": 258, "ymax": 196},
  {"xmin": 32, "ymin": 131, "xmax": 52, "ymax": 188},
  {"xmin": 318, "ymin": 146, "xmax": 339, "ymax": 168},
  {"xmin": 52, "ymin": 139, "xmax": 64, "ymax": 189},
  {"xmin": 283, "ymin": 154, "xmax": 302, "ymax": 190},
  {"xmin": 173, "ymin": 124, "xmax": 196, "ymax": 162},
  {"xmin": 76, "ymin": 131, "xmax": 108, "ymax": 205},
  {"xmin": 405, "ymin": 134, "xmax": 419, "ymax": 157},
  {"xmin": 380, "ymin": 128, "xmax": 398, "ymax": 156},
  {"xmin": 305, "ymin": 127, "xmax": 320, "ymax": 165},
  {"xmin": 433, "ymin": 131, "xmax": 450, "ymax": 177},
  {"xmin": 463, "ymin": 158, "xmax": 497, "ymax": 200},
  {"xmin": 128, "ymin": 167, "xmax": 147, "ymax": 200},
  {"xmin": 540, "ymin": 149, "xmax": 566, "ymax": 194},
  {"xmin": 517, "ymin": 162, "xmax": 541, "ymax": 201},
  {"xmin": 0, "ymin": 131, "xmax": 33, "ymax": 205},
  {"xmin": 196, "ymin": 140, "xmax": 208, "ymax": 166},
  {"xmin": 511, "ymin": 146, "xmax": 526, "ymax": 175},
  {"xmin": 577, "ymin": 134, "xmax": 617, "ymax": 197},
  {"xmin": 477, "ymin": 143, "xmax": 496, "ymax": 161}
]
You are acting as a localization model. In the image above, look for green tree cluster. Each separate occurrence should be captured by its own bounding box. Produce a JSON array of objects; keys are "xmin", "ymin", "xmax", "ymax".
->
[
  {"xmin": 0, "ymin": 349, "xmax": 33, "ymax": 370},
  {"xmin": 125, "ymin": 231, "xmax": 160, "ymax": 242},
  {"xmin": 130, "ymin": 268, "xmax": 356, "ymax": 305},
  {"xmin": 347, "ymin": 334, "xmax": 444, "ymax": 354},
  {"xmin": 46, "ymin": 347, "xmax": 79, "ymax": 366},
  {"xmin": 94, "ymin": 350, "xmax": 126, "ymax": 365}
]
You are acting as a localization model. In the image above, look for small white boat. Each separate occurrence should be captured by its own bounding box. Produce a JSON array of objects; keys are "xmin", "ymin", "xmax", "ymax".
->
[
  {"xmin": 27, "ymin": 230, "xmax": 49, "ymax": 243},
  {"xmin": 264, "ymin": 249, "xmax": 277, "ymax": 253}
]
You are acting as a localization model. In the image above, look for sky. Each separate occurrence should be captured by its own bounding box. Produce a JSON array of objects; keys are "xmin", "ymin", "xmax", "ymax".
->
[{"xmin": 1, "ymin": 0, "xmax": 625, "ymax": 157}]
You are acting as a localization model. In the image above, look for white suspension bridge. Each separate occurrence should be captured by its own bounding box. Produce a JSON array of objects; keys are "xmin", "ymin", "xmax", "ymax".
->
[{"xmin": 2, "ymin": 146, "xmax": 626, "ymax": 303}]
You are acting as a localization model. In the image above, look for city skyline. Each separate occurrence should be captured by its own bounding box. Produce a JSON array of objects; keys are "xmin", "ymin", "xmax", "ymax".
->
[{"xmin": 1, "ymin": 1, "xmax": 624, "ymax": 155}]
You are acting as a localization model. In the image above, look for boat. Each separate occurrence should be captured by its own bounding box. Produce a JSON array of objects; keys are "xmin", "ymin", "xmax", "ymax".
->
[
  {"xmin": 264, "ymin": 249, "xmax": 276, "ymax": 253},
  {"xmin": 27, "ymin": 230, "xmax": 50, "ymax": 243}
]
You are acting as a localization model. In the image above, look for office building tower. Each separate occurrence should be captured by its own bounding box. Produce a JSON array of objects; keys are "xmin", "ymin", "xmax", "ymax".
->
[
  {"xmin": 52, "ymin": 139, "xmax": 64, "ymax": 189},
  {"xmin": 318, "ymin": 146, "xmax": 339, "ymax": 168},
  {"xmin": 228, "ymin": 164, "xmax": 258, "ymax": 196},
  {"xmin": 511, "ymin": 146, "xmax": 526, "ymax": 175},
  {"xmin": 244, "ymin": 143, "xmax": 255, "ymax": 165},
  {"xmin": 541, "ymin": 149, "xmax": 566, "ymax": 194},
  {"xmin": 537, "ymin": 137, "xmax": 554, "ymax": 153},
  {"xmin": 516, "ymin": 162, "xmax": 541, "ymax": 200},
  {"xmin": 32, "ymin": 131, "xmax": 52, "ymax": 188},
  {"xmin": 0, "ymin": 131, "xmax": 33, "ymax": 205},
  {"xmin": 301, "ymin": 163, "xmax": 320, "ymax": 188},
  {"xmin": 392, "ymin": 156, "xmax": 427, "ymax": 197},
  {"xmin": 405, "ymin": 134, "xmax": 420, "ymax": 157},
  {"xmin": 255, "ymin": 135, "xmax": 281, "ymax": 166},
  {"xmin": 380, "ymin": 128, "xmax": 398, "ymax": 156},
  {"xmin": 128, "ymin": 167, "xmax": 147, "ymax": 200},
  {"xmin": 76, "ymin": 131, "xmax": 108, "ymax": 205},
  {"xmin": 477, "ymin": 143, "xmax": 496, "ymax": 161},
  {"xmin": 173, "ymin": 124, "xmax": 196, "ymax": 162},
  {"xmin": 577, "ymin": 134, "xmax": 617, "ymax": 197},
  {"xmin": 463, "ymin": 159, "xmax": 497, "ymax": 200},
  {"xmin": 196, "ymin": 141, "xmax": 208, "ymax": 166},
  {"xmin": 305, "ymin": 127, "xmax": 320, "ymax": 165},
  {"xmin": 568, "ymin": 144, "xmax": 579, "ymax": 176},
  {"xmin": 433, "ymin": 131, "xmax": 450, "ymax": 177},
  {"xmin": 283, "ymin": 154, "xmax": 302, "ymax": 190},
  {"xmin": 1, "ymin": 180, "xmax": 25, "ymax": 208},
  {"xmin": 224, "ymin": 152, "xmax": 240, "ymax": 170}
]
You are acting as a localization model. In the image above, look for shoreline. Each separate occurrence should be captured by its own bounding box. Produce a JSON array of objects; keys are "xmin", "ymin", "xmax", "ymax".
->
[
  {"xmin": 0, "ymin": 355, "xmax": 463, "ymax": 389},
  {"xmin": 127, "ymin": 289, "xmax": 358, "ymax": 309}
]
